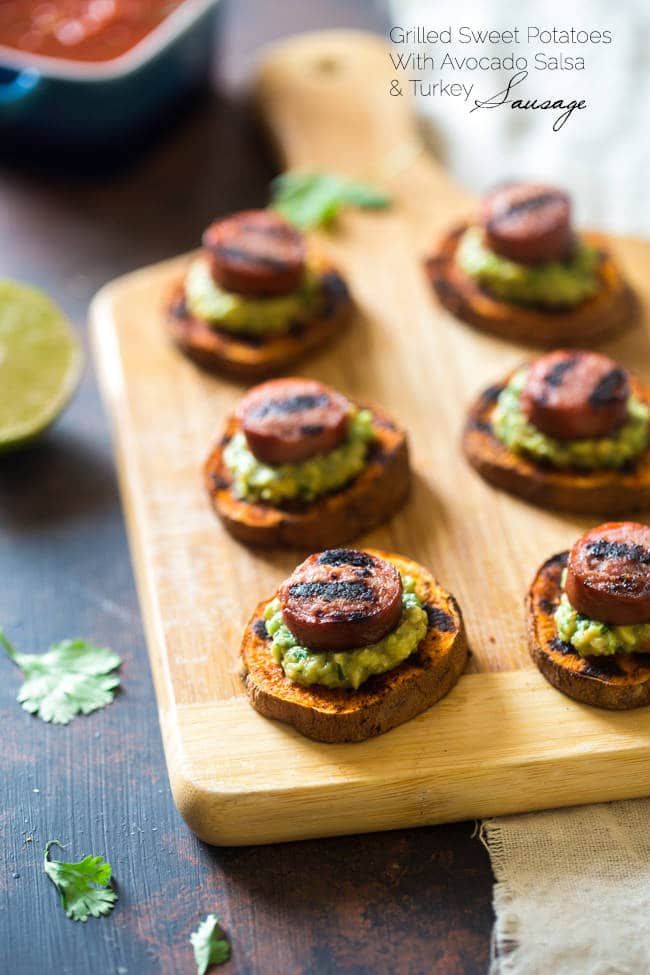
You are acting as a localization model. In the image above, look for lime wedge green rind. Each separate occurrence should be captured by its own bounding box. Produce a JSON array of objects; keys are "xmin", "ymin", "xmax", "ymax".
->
[{"xmin": 0, "ymin": 279, "xmax": 83, "ymax": 452}]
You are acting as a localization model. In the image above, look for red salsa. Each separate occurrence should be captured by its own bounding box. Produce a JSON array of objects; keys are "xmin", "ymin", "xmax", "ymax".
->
[{"xmin": 0, "ymin": 1, "xmax": 186, "ymax": 62}]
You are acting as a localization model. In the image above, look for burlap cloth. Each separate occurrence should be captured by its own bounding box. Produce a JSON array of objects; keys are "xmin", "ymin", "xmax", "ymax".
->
[{"xmin": 481, "ymin": 802, "xmax": 650, "ymax": 973}]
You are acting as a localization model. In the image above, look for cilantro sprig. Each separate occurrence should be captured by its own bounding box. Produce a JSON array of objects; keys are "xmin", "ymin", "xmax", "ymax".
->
[
  {"xmin": 1, "ymin": 630, "xmax": 121, "ymax": 724},
  {"xmin": 270, "ymin": 170, "xmax": 390, "ymax": 229},
  {"xmin": 44, "ymin": 841, "xmax": 118, "ymax": 922},
  {"xmin": 190, "ymin": 914, "xmax": 231, "ymax": 973}
]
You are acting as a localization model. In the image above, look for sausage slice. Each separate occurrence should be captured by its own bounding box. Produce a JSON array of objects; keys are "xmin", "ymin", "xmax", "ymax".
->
[
  {"xmin": 481, "ymin": 182, "xmax": 574, "ymax": 265},
  {"xmin": 278, "ymin": 549, "xmax": 403, "ymax": 652},
  {"xmin": 237, "ymin": 378, "xmax": 351, "ymax": 465},
  {"xmin": 565, "ymin": 522, "xmax": 650, "ymax": 625},
  {"xmin": 203, "ymin": 210, "xmax": 306, "ymax": 297},
  {"xmin": 520, "ymin": 350, "xmax": 630, "ymax": 441}
]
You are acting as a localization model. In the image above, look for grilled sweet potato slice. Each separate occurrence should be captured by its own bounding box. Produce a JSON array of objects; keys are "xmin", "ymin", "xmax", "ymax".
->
[
  {"xmin": 167, "ymin": 259, "xmax": 352, "ymax": 382},
  {"xmin": 527, "ymin": 552, "xmax": 650, "ymax": 709},
  {"xmin": 426, "ymin": 225, "xmax": 637, "ymax": 347},
  {"xmin": 241, "ymin": 550, "xmax": 469, "ymax": 742},
  {"xmin": 463, "ymin": 374, "xmax": 650, "ymax": 514},
  {"xmin": 205, "ymin": 407, "xmax": 410, "ymax": 549}
]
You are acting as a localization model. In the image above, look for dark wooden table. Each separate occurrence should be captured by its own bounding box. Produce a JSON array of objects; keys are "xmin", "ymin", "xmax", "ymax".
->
[{"xmin": 0, "ymin": 2, "xmax": 494, "ymax": 972}]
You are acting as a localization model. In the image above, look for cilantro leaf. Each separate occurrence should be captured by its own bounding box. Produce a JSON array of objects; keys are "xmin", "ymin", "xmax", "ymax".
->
[
  {"xmin": 1, "ymin": 630, "xmax": 121, "ymax": 724},
  {"xmin": 190, "ymin": 914, "xmax": 231, "ymax": 973},
  {"xmin": 340, "ymin": 182, "xmax": 392, "ymax": 208},
  {"xmin": 270, "ymin": 170, "xmax": 390, "ymax": 229},
  {"xmin": 43, "ymin": 840, "xmax": 118, "ymax": 922}
]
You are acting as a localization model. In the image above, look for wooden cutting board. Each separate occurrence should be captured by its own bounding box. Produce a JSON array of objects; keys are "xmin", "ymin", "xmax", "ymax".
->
[{"xmin": 91, "ymin": 31, "xmax": 650, "ymax": 846}]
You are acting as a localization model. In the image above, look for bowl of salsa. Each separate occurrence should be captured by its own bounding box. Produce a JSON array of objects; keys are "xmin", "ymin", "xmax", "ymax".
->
[{"xmin": 0, "ymin": 0, "xmax": 220, "ymax": 151}]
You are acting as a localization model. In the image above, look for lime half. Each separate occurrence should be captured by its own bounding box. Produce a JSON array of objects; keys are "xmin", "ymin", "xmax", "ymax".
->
[{"xmin": 0, "ymin": 279, "xmax": 83, "ymax": 451}]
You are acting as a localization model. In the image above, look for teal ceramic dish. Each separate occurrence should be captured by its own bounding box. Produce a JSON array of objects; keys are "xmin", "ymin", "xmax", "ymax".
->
[{"xmin": 0, "ymin": 0, "xmax": 220, "ymax": 150}]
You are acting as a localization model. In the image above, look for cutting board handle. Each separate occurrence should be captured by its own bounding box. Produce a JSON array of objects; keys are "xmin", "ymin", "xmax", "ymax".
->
[{"xmin": 255, "ymin": 29, "xmax": 453, "ymax": 193}]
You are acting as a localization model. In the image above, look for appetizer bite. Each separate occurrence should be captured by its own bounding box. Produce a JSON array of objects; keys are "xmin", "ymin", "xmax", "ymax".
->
[
  {"xmin": 205, "ymin": 377, "xmax": 410, "ymax": 548},
  {"xmin": 241, "ymin": 548, "xmax": 468, "ymax": 742},
  {"xmin": 167, "ymin": 209, "xmax": 352, "ymax": 379},
  {"xmin": 528, "ymin": 522, "xmax": 650, "ymax": 709},
  {"xmin": 426, "ymin": 181, "xmax": 636, "ymax": 345},
  {"xmin": 464, "ymin": 350, "xmax": 650, "ymax": 513}
]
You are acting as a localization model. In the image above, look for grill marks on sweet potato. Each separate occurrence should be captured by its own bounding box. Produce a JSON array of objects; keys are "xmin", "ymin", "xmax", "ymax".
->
[
  {"xmin": 252, "ymin": 619, "xmax": 271, "ymax": 641},
  {"xmin": 539, "ymin": 596, "xmax": 559, "ymax": 616},
  {"xmin": 423, "ymin": 604, "xmax": 455, "ymax": 632},
  {"xmin": 311, "ymin": 273, "xmax": 343, "ymax": 322},
  {"xmin": 549, "ymin": 634, "xmax": 624, "ymax": 677}
]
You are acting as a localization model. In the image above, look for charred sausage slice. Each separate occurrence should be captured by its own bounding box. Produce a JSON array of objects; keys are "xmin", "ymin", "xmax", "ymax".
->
[
  {"xmin": 202, "ymin": 210, "xmax": 306, "ymax": 297},
  {"xmin": 565, "ymin": 522, "xmax": 650, "ymax": 625},
  {"xmin": 237, "ymin": 378, "xmax": 351, "ymax": 465},
  {"xmin": 481, "ymin": 182, "xmax": 574, "ymax": 265},
  {"xmin": 278, "ymin": 550, "xmax": 403, "ymax": 652},
  {"xmin": 520, "ymin": 350, "xmax": 630, "ymax": 441}
]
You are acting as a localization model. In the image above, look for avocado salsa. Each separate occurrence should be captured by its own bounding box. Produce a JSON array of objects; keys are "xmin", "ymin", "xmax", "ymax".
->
[
  {"xmin": 184, "ymin": 256, "xmax": 320, "ymax": 335},
  {"xmin": 492, "ymin": 369, "xmax": 649, "ymax": 470},
  {"xmin": 456, "ymin": 225, "xmax": 601, "ymax": 308},
  {"xmin": 224, "ymin": 408, "xmax": 376, "ymax": 504},
  {"xmin": 555, "ymin": 571, "xmax": 650, "ymax": 657},
  {"xmin": 264, "ymin": 575, "xmax": 428, "ymax": 689}
]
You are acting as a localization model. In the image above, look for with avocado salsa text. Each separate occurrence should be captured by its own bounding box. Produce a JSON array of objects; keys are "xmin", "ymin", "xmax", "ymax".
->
[{"xmin": 555, "ymin": 523, "xmax": 650, "ymax": 657}]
